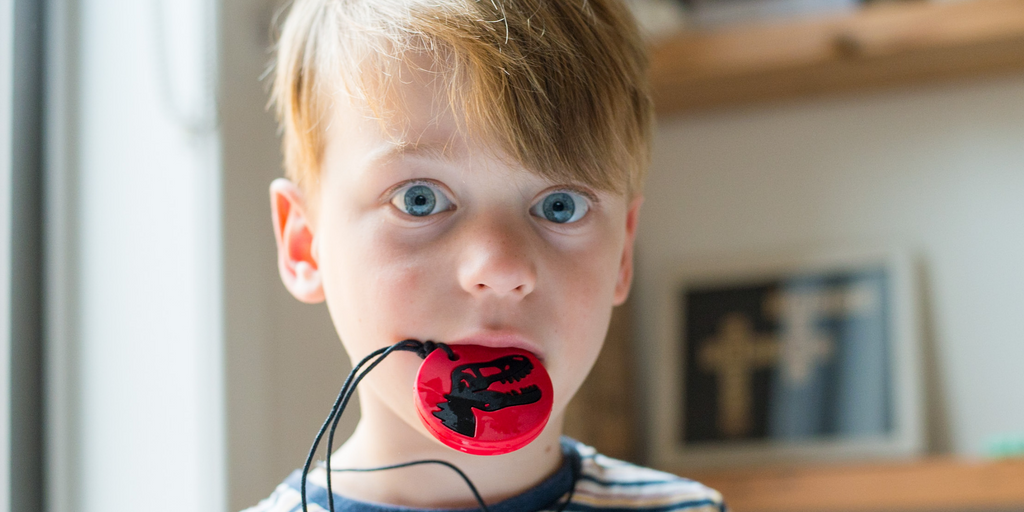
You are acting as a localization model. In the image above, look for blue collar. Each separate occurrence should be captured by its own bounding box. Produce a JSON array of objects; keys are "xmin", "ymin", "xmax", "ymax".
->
[{"xmin": 287, "ymin": 438, "xmax": 580, "ymax": 512}]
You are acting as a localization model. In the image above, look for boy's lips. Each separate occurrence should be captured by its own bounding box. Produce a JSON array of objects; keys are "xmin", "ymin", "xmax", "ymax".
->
[{"xmin": 445, "ymin": 331, "xmax": 546, "ymax": 361}]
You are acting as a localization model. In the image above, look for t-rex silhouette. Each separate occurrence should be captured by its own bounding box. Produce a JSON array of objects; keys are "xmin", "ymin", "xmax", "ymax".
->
[{"xmin": 432, "ymin": 354, "xmax": 543, "ymax": 437}]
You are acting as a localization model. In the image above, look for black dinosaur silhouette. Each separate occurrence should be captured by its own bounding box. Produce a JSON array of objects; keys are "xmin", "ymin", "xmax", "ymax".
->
[{"xmin": 432, "ymin": 355, "xmax": 543, "ymax": 437}]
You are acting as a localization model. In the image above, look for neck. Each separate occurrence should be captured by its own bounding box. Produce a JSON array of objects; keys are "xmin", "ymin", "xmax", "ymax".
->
[{"xmin": 325, "ymin": 391, "xmax": 566, "ymax": 509}]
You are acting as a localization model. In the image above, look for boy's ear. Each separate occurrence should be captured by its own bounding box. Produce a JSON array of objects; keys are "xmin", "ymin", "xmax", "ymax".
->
[
  {"xmin": 270, "ymin": 178, "xmax": 324, "ymax": 304},
  {"xmin": 613, "ymin": 196, "xmax": 643, "ymax": 306}
]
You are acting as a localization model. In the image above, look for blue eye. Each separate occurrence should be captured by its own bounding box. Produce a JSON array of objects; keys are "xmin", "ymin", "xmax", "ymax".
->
[
  {"xmin": 391, "ymin": 182, "xmax": 453, "ymax": 217},
  {"xmin": 531, "ymin": 190, "xmax": 589, "ymax": 224},
  {"xmin": 404, "ymin": 185, "xmax": 435, "ymax": 216}
]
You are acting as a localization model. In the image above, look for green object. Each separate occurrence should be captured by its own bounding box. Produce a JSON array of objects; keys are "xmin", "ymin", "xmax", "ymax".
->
[{"xmin": 985, "ymin": 433, "xmax": 1024, "ymax": 459}]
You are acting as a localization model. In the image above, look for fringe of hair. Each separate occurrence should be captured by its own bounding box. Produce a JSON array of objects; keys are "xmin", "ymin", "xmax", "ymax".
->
[{"xmin": 269, "ymin": 0, "xmax": 653, "ymax": 200}]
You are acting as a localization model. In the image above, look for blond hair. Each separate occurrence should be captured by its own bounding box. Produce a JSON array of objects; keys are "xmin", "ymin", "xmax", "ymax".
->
[{"xmin": 270, "ymin": 0, "xmax": 652, "ymax": 199}]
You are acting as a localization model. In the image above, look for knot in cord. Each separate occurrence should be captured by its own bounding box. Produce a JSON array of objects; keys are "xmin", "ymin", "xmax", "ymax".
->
[{"xmin": 397, "ymin": 339, "xmax": 458, "ymax": 361}]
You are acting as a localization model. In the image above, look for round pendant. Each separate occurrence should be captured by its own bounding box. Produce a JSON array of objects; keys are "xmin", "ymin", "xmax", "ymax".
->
[{"xmin": 414, "ymin": 344, "xmax": 553, "ymax": 456}]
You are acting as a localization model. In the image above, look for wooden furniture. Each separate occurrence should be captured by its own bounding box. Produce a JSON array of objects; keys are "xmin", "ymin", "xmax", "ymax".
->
[
  {"xmin": 675, "ymin": 456, "xmax": 1024, "ymax": 512},
  {"xmin": 650, "ymin": 0, "xmax": 1024, "ymax": 113}
]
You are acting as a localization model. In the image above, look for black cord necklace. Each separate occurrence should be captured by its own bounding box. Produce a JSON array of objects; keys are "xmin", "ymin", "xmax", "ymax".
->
[{"xmin": 301, "ymin": 339, "xmax": 579, "ymax": 512}]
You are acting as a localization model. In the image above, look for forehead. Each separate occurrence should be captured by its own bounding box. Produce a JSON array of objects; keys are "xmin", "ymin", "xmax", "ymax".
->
[
  {"xmin": 317, "ymin": 48, "xmax": 634, "ymax": 197},
  {"xmin": 324, "ymin": 56, "xmax": 513, "ymax": 171}
]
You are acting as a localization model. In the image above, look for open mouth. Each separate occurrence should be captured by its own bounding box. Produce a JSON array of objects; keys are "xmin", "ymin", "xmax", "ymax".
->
[{"xmin": 445, "ymin": 333, "xmax": 546, "ymax": 362}]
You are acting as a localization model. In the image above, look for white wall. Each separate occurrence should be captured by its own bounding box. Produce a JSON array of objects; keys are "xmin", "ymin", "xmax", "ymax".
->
[
  {"xmin": 66, "ymin": 0, "xmax": 225, "ymax": 510},
  {"xmin": 0, "ymin": 0, "xmax": 12, "ymax": 508},
  {"xmin": 219, "ymin": 1, "xmax": 357, "ymax": 509},
  {"xmin": 47, "ymin": 0, "xmax": 358, "ymax": 509},
  {"xmin": 635, "ymin": 75, "xmax": 1024, "ymax": 457}
]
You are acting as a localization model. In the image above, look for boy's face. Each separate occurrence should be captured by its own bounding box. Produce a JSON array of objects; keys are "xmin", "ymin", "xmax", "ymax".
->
[{"xmin": 272, "ymin": 60, "xmax": 642, "ymax": 448}]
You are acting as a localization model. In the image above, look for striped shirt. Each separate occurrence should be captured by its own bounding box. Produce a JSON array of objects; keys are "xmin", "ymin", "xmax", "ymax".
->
[{"xmin": 243, "ymin": 438, "xmax": 726, "ymax": 512}]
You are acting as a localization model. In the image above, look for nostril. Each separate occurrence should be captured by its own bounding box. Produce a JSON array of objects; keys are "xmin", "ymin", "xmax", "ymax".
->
[{"xmin": 460, "ymin": 254, "xmax": 537, "ymax": 297}]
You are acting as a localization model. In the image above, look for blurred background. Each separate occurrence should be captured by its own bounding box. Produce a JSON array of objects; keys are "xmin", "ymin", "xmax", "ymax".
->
[{"xmin": 2, "ymin": 0, "xmax": 1023, "ymax": 511}]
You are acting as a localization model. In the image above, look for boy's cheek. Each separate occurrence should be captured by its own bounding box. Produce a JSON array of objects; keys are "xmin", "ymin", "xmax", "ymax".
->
[{"xmin": 322, "ymin": 247, "xmax": 448, "ymax": 343}]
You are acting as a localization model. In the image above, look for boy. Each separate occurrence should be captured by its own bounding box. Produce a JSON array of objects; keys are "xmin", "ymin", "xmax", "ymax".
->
[{"xmin": 248, "ymin": 0, "xmax": 725, "ymax": 510}]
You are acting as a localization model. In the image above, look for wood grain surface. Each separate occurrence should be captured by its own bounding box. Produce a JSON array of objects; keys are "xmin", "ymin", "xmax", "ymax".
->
[{"xmin": 650, "ymin": 0, "xmax": 1024, "ymax": 113}]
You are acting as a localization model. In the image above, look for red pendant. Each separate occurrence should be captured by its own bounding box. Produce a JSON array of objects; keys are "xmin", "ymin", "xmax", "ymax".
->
[{"xmin": 414, "ymin": 344, "xmax": 553, "ymax": 456}]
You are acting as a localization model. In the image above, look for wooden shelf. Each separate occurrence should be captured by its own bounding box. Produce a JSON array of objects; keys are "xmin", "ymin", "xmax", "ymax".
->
[
  {"xmin": 650, "ymin": 0, "xmax": 1024, "ymax": 114},
  {"xmin": 673, "ymin": 456, "xmax": 1024, "ymax": 512}
]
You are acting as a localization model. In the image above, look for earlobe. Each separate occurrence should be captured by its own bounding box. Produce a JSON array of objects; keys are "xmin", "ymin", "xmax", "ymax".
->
[
  {"xmin": 270, "ymin": 178, "xmax": 325, "ymax": 304},
  {"xmin": 613, "ymin": 196, "xmax": 643, "ymax": 306}
]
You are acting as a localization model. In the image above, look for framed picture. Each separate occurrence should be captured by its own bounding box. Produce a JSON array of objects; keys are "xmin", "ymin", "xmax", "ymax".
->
[{"xmin": 646, "ymin": 248, "xmax": 924, "ymax": 469}]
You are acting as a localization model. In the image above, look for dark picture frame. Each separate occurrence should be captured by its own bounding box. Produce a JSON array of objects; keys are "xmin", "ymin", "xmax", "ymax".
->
[{"xmin": 645, "ymin": 249, "xmax": 924, "ymax": 469}]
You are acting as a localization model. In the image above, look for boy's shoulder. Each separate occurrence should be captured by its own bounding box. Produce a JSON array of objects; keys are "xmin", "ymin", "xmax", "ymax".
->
[
  {"xmin": 569, "ymin": 439, "xmax": 726, "ymax": 512},
  {"xmin": 241, "ymin": 439, "xmax": 726, "ymax": 512}
]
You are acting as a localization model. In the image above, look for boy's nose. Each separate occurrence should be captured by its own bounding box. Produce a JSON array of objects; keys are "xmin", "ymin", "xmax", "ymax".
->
[{"xmin": 457, "ymin": 217, "xmax": 537, "ymax": 299}]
